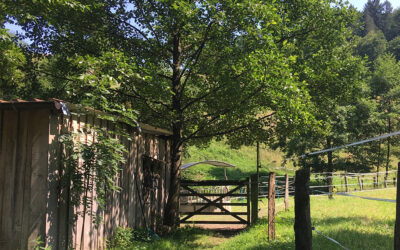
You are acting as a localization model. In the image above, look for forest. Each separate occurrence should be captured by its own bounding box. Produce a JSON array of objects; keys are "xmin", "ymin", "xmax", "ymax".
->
[{"xmin": 1, "ymin": 0, "xmax": 400, "ymax": 228}]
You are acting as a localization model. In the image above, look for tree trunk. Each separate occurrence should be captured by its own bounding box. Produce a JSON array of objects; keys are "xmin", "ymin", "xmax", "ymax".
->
[
  {"xmin": 164, "ymin": 135, "xmax": 182, "ymax": 227},
  {"xmin": 327, "ymin": 138, "xmax": 333, "ymax": 199},
  {"xmin": 164, "ymin": 25, "xmax": 183, "ymax": 228}
]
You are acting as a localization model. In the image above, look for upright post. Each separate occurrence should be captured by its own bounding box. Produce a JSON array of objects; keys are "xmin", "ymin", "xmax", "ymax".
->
[
  {"xmin": 384, "ymin": 176, "xmax": 388, "ymax": 188},
  {"xmin": 358, "ymin": 176, "xmax": 363, "ymax": 191},
  {"xmin": 377, "ymin": 172, "xmax": 379, "ymax": 187},
  {"xmin": 328, "ymin": 174, "xmax": 333, "ymax": 199},
  {"xmin": 344, "ymin": 174, "xmax": 349, "ymax": 193},
  {"xmin": 373, "ymin": 177, "xmax": 377, "ymax": 189},
  {"xmin": 284, "ymin": 173, "xmax": 289, "ymax": 211},
  {"xmin": 294, "ymin": 168, "xmax": 312, "ymax": 250},
  {"xmin": 394, "ymin": 162, "xmax": 400, "ymax": 249},
  {"xmin": 246, "ymin": 177, "xmax": 250, "ymax": 226},
  {"xmin": 394, "ymin": 177, "xmax": 397, "ymax": 187},
  {"xmin": 257, "ymin": 142, "xmax": 261, "ymax": 176},
  {"xmin": 251, "ymin": 174, "xmax": 259, "ymax": 224},
  {"xmin": 268, "ymin": 172, "xmax": 276, "ymax": 241}
]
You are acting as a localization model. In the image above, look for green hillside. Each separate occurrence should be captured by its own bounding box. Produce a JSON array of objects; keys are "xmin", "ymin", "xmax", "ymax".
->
[{"xmin": 181, "ymin": 141, "xmax": 294, "ymax": 180}]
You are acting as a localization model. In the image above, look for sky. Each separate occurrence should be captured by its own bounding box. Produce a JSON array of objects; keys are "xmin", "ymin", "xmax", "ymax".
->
[
  {"xmin": 348, "ymin": 0, "xmax": 400, "ymax": 10},
  {"xmin": 5, "ymin": 0, "xmax": 400, "ymax": 35}
]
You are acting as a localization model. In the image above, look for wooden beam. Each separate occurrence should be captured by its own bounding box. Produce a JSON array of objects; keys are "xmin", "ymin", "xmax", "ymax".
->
[
  {"xmin": 284, "ymin": 174, "xmax": 289, "ymax": 212},
  {"xmin": 180, "ymin": 221, "xmax": 247, "ymax": 224},
  {"xmin": 180, "ymin": 179, "xmax": 247, "ymax": 186},
  {"xmin": 179, "ymin": 193, "xmax": 246, "ymax": 197},
  {"xmin": 179, "ymin": 212, "xmax": 247, "ymax": 215},
  {"xmin": 180, "ymin": 202, "xmax": 247, "ymax": 206},
  {"xmin": 180, "ymin": 184, "xmax": 246, "ymax": 223},
  {"xmin": 268, "ymin": 172, "xmax": 276, "ymax": 241},
  {"xmin": 251, "ymin": 174, "xmax": 258, "ymax": 224}
]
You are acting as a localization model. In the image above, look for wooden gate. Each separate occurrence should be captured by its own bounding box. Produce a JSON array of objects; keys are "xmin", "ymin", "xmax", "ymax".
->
[{"xmin": 179, "ymin": 179, "xmax": 250, "ymax": 225}]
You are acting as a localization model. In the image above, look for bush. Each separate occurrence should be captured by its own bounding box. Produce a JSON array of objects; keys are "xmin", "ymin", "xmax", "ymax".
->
[
  {"xmin": 107, "ymin": 227, "xmax": 153, "ymax": 249},
  {"xmin": 107, "ymin": 227, "xmax": 133, "ymax": 249}
]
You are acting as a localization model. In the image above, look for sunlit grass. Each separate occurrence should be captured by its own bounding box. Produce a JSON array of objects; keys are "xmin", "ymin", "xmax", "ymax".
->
[
  {"xmin": 182, "ymin": 140, "xmax": 294, "ymax": 180},
  {"xmin": 130, "ymin": 189, "xmax": 396, "ymax": 250}
]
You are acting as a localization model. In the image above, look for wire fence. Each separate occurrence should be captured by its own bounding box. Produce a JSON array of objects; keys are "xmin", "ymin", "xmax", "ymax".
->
[{"xmin": 259, "ymin": 169, "xmax": 398, "ymax": 198}]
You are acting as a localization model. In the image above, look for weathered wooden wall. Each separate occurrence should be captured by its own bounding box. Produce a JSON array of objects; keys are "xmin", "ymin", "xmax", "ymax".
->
[
  {"xmin": 0, "ymin": 105, "xmax": 171, "ymax": 250},
  {"xmin": 0, "ymin": 109, "xmax": 51, "ymax": 249}
]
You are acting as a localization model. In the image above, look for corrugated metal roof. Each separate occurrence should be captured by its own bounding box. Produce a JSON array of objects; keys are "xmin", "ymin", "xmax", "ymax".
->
[{"xmin": 0, "ymin": 98, "xmax": 172, "ymax": 136}]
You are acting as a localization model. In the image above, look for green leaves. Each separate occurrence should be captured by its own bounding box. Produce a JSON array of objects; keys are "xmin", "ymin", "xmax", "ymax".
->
[
  {"xmin": 0, "ymin": 28, "xmax": 26, "ymax": 99},
  {"xmin": 60, "ymin": 128, "xmax": 127, "ymax": 225}
]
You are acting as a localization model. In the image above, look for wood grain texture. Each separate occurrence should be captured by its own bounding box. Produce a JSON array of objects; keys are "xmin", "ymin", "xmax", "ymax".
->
[
  {"xmin": 28, "ymin": 109, "xmax": 51, "ymax": 249},
  {"xmin": 0, "ymin": 107, "xmax": 172, "ymax": 249},
  {"xmin": 268, "ymin": 172, "xmax": 276, "ymax": 240},
  {"xmin": 46, "ymin": 112, "xmax": 62, "ymax": 249},
  {"xmin": 0, "ymin": 110, "xmax": 19, "ymax": 249}
]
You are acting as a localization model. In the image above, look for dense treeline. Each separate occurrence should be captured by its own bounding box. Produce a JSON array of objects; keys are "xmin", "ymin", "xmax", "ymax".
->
[
  {"xmin": 1, "ymin": 0, "xmax": 399, "ymax": 227},
  {"xmin": 285, "ymin": 0, "xmax": 400, "ymax": 177}
]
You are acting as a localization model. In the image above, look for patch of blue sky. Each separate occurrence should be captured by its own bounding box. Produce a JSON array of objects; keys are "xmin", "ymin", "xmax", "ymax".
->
[
  {"xmin": 347, "ymin": 0, "xmax": 400, "ymax": 10},
  {"xmin": 4, "ymin": 21, "xmax": 32, "ymax": 45}
]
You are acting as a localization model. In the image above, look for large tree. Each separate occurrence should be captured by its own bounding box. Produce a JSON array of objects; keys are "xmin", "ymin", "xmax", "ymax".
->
[{"xmin": 3, "ymin": 0, "xmax": 358, "ymax": 227}]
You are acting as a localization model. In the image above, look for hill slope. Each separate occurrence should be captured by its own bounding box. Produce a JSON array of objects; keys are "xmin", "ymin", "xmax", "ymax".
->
[{"xmin": 181, "ymin": 140, "xmax": 293, "ymax": 180}]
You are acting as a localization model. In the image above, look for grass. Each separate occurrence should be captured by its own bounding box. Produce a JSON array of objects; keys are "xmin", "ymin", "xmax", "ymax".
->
[
  {"xmin": 182, "ymin": 140, "xmax": 293, "ymax": 180},
  {"xmin": 128, "ymin": 188, "xmax": 396, "ymax": 249}
]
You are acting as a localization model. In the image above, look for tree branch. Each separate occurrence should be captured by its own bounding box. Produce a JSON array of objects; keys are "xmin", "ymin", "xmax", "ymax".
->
[
  {"xmin": 183, "ymin": 112, "xmax": 276, "ymax": 142},
  {"xmin": 111, "ymin": 87, "xmax": 171, "ymax": 111},
  {"xmin": 182, "ymin": 83, "xmax": 267, "ymax": 141},
  {"xmin": 181, "ymin": 71, "xmax": 247, "ymax": 112},
  {"xmin": 277, "ymin": 27, "xmax": 317, "ymax": 44},
  {"xmin": 180, "ymin": 21, "xmax": 214, "ymax": 90}
]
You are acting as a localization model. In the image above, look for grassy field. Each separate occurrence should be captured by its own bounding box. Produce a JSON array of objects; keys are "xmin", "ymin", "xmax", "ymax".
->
[
  {"xmin": 182, "ymin": 140, "xmax": 293, "ymax": 180},
  {"xmin": 128, "ymin": 188, "xmax": 397, "ymax": 249}
]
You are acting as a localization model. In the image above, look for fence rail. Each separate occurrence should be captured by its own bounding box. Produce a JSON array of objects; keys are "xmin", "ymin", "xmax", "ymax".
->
[
  {"xmin": 259, "ymin": 170, "xmax": 398, "ymax": 198},
  {"xmin": 179, "ymin": 178, "xmax": 251, "ymax": 225}
]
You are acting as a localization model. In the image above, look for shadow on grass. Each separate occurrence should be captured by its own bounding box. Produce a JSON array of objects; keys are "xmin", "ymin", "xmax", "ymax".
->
[
  {"xmin": 218, "ymin": 215, "xmax": 394, "ymax": 249},
  {"xmin": 137, "ymin": 226, "xmax": 245, "ymax": 249},
  {"xmin": 312, "ymin": 215, "xmax": 394, "ymax": 227},
  {"xmin": 311, "ymin": 216, "xmax": 394, "ymax": 249}
]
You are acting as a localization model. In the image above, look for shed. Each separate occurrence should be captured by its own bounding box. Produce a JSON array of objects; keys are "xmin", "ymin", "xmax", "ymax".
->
[{"xmin": 0, "ymin": 99, "xmax": 172, "ymax": 249}]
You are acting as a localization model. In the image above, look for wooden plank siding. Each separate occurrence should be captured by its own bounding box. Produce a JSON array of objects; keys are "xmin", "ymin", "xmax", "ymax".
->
[{"xmin": 0, "ymin": 103, "xmax": 172, "ymax": 250}]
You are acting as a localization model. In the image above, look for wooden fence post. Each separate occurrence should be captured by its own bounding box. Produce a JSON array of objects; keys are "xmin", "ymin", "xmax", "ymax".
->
[
  {"xmin": 328, "ymin": 174, "xmax": 333, "ymax": 199},
  {"xmin": 373, "ymin": 177, "xmax": 377, "ymax": 189},
  {"xmin": 268, "ymin": 172, "xmax": 276, "ymax": 241},
  {"xmin": 251, "ymin": 174, "xmax": 258, "ymax": 224},
  {"xmin": 394, "ymin": 177, "xmax": 397, "ymax": 187},
  {"xmin": 358, "ymin": 176, "xmax": 363, "ymax": 191},
  {"xmin": 246, "ymin": 177, "xmax": 250, "ymax": 226},
  {"xmin": 285, "ymin": 173, "xmax": 289, "ymax": 211},
  {"xmin": 377, "ymin": 173, "xmax": 379, "ymax": 187},
  {"xmin": 394, "ymin": 162, "xmax": 400, "ymax": 249},
  {"xmin": 384, "ymin": 177, "xmax": 388, "ymax": 188},
  {"xmin": 344, "ymin": 175, "xmax": 349, "ymax": 193},
  {"xmin": 295, "ymin": 168, "xmax": 312, "ymax": 250}
]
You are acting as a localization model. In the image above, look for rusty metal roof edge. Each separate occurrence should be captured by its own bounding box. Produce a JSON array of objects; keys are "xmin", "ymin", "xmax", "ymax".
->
[{"xmin": 0, "ymin": 99, "xmax": 172, "ymax": 136}]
